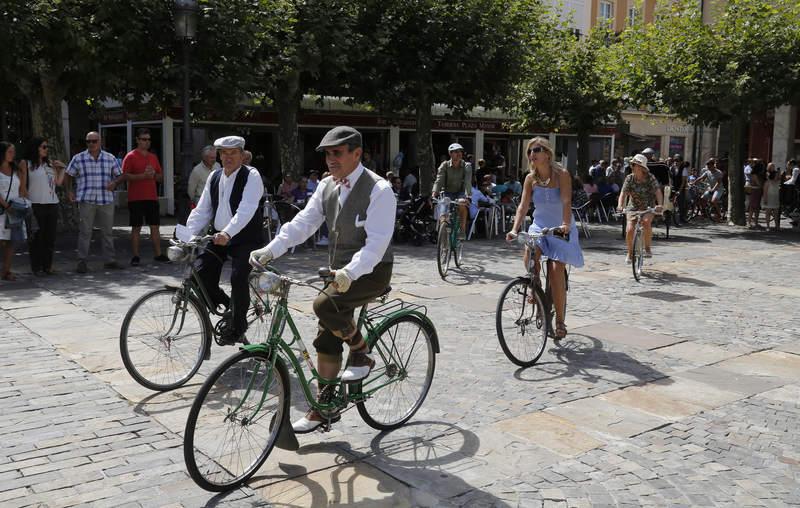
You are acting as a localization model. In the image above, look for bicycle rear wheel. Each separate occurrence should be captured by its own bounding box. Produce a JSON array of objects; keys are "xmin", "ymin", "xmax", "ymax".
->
[
  {"xmin": 184, "ymin": 349, "xmax": 289, "ymax": 492},
  {"xmin": 437, "ymin": 225, "xmax": 451, "ymax": 279},
  {"xmin": 352, "ymin": 315, "xmax": 436, "ymax": 431},
  {"xmin": 496, "ymin": 277, "xmax": 548, "ymax": 367},
  {"xmin": 632, "ymin": 229, "xmax": 644, "ymax": 282},
  {"xmin": 120, "ymin": 288, "xmax": 209, "ymax": 391}
]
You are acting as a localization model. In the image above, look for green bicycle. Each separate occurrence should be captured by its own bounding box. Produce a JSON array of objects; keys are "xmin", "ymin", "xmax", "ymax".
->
[
  {"xmin": 435, "ymin": 197, "xmax": 466, "ymax": 279},
  {"xmin": 183, "ymin": 266, "xmax": 439, "ymax": 492}
]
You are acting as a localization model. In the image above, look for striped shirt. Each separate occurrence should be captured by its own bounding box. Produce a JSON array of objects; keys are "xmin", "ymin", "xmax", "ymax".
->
[{"xmin": 66, "ymin": 150, "xmax": 122, "ymax": 204}]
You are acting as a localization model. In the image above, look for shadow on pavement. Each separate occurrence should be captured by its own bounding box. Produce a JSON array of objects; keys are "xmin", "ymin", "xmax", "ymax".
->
[
  {"xmin": 513, "ymin": 333, "xmax": 671, "ymax": 386},
  {"xmin": 643, "ymin": 270, "xmax": 716, "ymax": 288}
]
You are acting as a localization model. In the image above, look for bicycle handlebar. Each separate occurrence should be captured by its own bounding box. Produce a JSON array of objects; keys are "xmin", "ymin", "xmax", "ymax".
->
[{"xmin": 507, "ymin": 228, "xmax": 569, "ymax": 247}]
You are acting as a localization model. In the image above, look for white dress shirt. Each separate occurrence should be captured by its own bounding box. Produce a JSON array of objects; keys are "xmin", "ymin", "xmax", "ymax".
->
[
  {"xmin": 266, "ymin": 163, "xmax": 395, "ymax": 280},
  {"xmin": 186, "ymin": 165, "xmax": 264, "ymax": 239}
]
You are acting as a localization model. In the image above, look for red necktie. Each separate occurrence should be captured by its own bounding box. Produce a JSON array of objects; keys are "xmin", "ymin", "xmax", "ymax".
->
[{"xmin": 334, "ymin": 177, "xmax": 350, "ymax": 189}]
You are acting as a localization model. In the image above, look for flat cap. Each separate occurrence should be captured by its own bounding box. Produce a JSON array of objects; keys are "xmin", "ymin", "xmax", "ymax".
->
[
  {"xmin": 213, "ymin": 135, "xmax": 245, "ymax": 149},
  {"xmin": 316, "ymin": 126, "xmax": 362, "ymax": 152}
]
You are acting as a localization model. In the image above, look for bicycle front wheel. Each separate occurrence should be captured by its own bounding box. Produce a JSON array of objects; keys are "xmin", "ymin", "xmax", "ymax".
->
[
  {"xmin": 496, "ymin": 277, "xmax": 548, "ymax": 367},
  {"xmin": 632, "ymin": 229, "xmax": 644, "ymax": 282},
  {"xmin": 353, "ymin": 315, "xmax": 436, "ymax": 431},
  {"xmin": 184, "ymin": 349, "xmax": 289, "ymax": 492},
  {"xmin": 120, "ymin": 288, "xmax": 209, "ymax": 391},
  {"xmin": 452, "ymin": 233, "xmax": 463, "ymax": 268},
  {"xmin": 437, "ymin": 225, "xmax": 451, "ymax": 279}
]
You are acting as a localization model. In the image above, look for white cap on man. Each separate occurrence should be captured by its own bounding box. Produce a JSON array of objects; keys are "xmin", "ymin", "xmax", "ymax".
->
[
  {"xmin": 448, "ymin": 143, "xmax": 464, "ymax": 152},
  {"xmin": 213, "ymin": 136, "xmax": 246, "ymax": 150}
]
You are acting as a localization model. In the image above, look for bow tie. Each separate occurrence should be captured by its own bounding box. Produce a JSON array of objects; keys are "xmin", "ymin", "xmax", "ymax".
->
[{"xmin": 334, "ymin": 177, "xmax": 350, "ymax": 189}]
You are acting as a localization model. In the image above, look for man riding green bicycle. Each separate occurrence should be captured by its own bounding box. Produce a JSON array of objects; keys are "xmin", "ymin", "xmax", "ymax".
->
[
  {"xmin": 433, "ymin": 143, "xmax": 473, "ymax": 239},
  {"xmin": 250, "ymin": 126, "xmax": 396, "ymax": 434}
]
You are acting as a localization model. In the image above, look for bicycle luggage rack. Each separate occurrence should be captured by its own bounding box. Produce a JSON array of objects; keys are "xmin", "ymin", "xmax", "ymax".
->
[{"xmin": 366, "ymin": 298, "xmax": 428, "ymax": 321}]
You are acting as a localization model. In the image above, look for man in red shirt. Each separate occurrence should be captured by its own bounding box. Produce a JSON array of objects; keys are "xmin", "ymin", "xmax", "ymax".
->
[{"xmin": 122, "ymin": 128, "xmax": 168, "ymax": 265}]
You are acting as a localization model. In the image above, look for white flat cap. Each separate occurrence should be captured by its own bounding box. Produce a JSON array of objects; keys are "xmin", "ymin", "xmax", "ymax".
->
[{"xmin": 213, "ymin": 136, "xmax": 245, "ymax": 149}]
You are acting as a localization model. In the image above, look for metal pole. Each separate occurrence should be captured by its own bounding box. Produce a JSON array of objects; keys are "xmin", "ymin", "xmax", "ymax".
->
[{"xmin": 179, "ymin": 39, "xmax": 193, "ymax": 223}]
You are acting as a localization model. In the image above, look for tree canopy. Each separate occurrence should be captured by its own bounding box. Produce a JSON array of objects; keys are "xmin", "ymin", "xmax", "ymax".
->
[
  {"xmin": 512, "ymin": 19, "xmax": 622, "ymax": 174},
  {"xmin": 618, "ymin": 0, "xmax": 800, "ymax": 223}
]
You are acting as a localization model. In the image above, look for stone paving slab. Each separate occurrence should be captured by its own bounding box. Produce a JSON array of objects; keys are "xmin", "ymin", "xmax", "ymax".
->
[
  {"xmin": 653, "ymin": 340, "xmax": 749, "ymax": 365},
  {"xmin": 492, "ymin": 412, "xmax": 604, "ymax": 457},
  {"xmin": 599, "ymin": 383, "xmax": 707, "ymax": 420},
  {"xmin": 570, "ymin": 322, "xmax": 684, "ymax": 350},
  {"xmin": 545, "ymin": 396, "xmax": 669, "ymax": 439},
  {"xmin": 714, "ymin": 350, "xmax": 800, "ymax": 382},
  {"xmin": 676, "ymin": 365, "xmax": 788, "ymax": 396}
]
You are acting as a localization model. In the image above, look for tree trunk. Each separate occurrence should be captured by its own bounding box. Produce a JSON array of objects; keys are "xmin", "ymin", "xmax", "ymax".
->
[
  {"xmin": 28, "ymin": 76, "xmax": 66, "ymax": 161},
  {"xmin": 275, "ymin": 72, "xmax": 302, "ymax": 181},
  {"xmin": 415, "ymin": 89, "xmax": 435, "ymax": 195},
  {"xmin": 576, "ymin": 127, "xmax": 591, "ymax": 178},
  {"xmin": 727, "ymin": 115, "xmax": 747, "ymax": 226}
]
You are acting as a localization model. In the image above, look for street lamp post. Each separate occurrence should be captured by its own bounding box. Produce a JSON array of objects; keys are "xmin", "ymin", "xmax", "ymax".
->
[{"xmin": 174, "ymin": 0, "xmax": 198, "ymax": 223}]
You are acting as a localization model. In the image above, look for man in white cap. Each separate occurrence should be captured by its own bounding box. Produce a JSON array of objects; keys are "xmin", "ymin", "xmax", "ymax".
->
[
  {"xmin": 184, "ymin": 135, "xmax": 264, "ymax": 344},
  {"xmin": 249, "ymin": 126, "xmax": 395, "ymax": 433},
  {"xmin": 432, "ymin": 143, "xmax": 473, "ymax": 239}
]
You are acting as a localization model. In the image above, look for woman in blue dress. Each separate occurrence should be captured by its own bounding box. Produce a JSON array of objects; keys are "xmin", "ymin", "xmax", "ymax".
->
[{"xmin": 507, "ymin": 137, "xmax": 584, "ymax": 339}]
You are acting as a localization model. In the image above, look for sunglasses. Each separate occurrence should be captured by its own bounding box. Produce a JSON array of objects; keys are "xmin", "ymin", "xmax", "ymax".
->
[
  {"xmin": 138, "ymin": 137, "xmax": 151, "ymax": 141},
  {"xmin": 527, "ymin": 146, "xmax": 545, "ymax": 155},
  {"xmin": 86, "ymin": 139, "xmax": 99, "ymax": 144}
]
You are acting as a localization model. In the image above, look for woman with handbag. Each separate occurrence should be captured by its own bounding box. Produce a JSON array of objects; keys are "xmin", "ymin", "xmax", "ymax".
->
[
  {"xmin": 22, "ymin": 137, "xmax": 66, "ymax": 275},
  {"xmin": 0, "ymin": 141, "xmax": 27, "ymax": 281}
]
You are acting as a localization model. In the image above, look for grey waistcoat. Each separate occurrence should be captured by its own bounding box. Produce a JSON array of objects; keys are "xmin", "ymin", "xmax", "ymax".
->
[{"xmin": 322, "ymin": 169, "xmax": 394, "ymax": 270}]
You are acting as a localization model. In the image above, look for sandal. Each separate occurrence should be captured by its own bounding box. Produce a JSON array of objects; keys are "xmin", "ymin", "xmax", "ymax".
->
[
  {"xmin": 555, "ymin": 321, "xmax": 567, "ymax": 340},
  {"xmin": 1, "ymin": 272, "xmax": 16, "ymax": 281}
]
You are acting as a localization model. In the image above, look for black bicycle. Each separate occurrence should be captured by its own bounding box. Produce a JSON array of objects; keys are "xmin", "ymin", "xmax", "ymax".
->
[
  {"xmin": 496, "ymin": 229, "xmax": 569, "ymax": 367},
  {"xmin": 119, "ymin": 236, "xmax": 271, "ymax": 391}
]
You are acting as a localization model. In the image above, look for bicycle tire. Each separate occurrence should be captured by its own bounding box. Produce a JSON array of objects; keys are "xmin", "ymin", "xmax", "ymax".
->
[
  {"xmin": 663, "ymin": 212, "xmax": 671, "ymax": 239},
  {"xmin": 452, "ymin": 230, "xmax": 463, "ymax": 268},
  {"xmin": 436, "ymin": 225, "xmax": 451, "ymax": 279},
  {"xmin": 496, "ymin": 277, "xmax": 548, "ymax": 367},
  {"xmin": 352, "ymin": 315, "xmax": 436, "ymax": 431},
  {"xmin": 632, "ymin": 229, "xmax": 644, "ymax": 282},
  {"xmin": 120, "ymin": 288, "xmax": 209, "ymax": 391},
  {"xmin": 184, "ymin": 349, "xmax": 290, "ymax": 492}
]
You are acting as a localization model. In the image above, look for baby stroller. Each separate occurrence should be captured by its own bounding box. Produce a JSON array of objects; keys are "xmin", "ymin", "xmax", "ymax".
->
[{"xmin": 395, "ymin": 196, "xmax": 436, "ymax": 246}]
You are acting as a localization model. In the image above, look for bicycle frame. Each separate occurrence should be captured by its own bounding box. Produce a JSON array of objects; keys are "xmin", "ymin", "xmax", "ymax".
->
[{"xmin": 240, "ymin": 275, "xmax": 438, "ymax": 416}]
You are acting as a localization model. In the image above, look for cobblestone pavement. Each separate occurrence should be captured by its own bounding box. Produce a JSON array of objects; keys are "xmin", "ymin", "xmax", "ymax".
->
[{"xmin": 1, "ymin": 218, "xmax": 799, "ymax": 507}]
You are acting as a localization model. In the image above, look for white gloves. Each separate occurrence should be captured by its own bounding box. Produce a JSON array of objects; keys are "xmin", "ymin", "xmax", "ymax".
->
[
  {"xmin": 249, "ymin": 246, "xmax": 274, "ymax": 267},
  {"xmin": 334, "ymin": 269, "xmax": 352, "ymax": 293}
]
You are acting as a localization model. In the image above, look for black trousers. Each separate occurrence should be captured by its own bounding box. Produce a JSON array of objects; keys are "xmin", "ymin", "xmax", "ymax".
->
[
  {"xmin": 29, "ymin": 203, "xmax": 58, "ymax": 272},
  {"xmin": 195, "ymin": 241, "xmax": 257, "ymax": 336}
]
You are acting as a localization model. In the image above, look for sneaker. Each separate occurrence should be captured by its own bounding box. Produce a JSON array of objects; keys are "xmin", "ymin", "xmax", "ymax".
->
[
  {"xmin": 103, "ymin": 261, "xmax": 124, "ymax": 270},
  {"xmin": 317, "ymin": 236, "xmax": 329, "ymax": 246},
  {"xmin": 644, "ymin": 250, "xmax": 653, "ymax": 258},
  {"xmin": 341, "ymin": 351, "xmax": 376, "ymax": 382},
  {"xmin": 153, "ymin": 254, "xmax": 170, "ymax": 263},
  {"xmin": 625, "ymin": 255, "xmax": 631, "ymax": 265},
  {"xmin": 76, "ymin": 260, "xmax": 88, "ymax": 274},
  {"xmin": 130, "ymin": 256, "xmax": 140, "ymax": 267}
]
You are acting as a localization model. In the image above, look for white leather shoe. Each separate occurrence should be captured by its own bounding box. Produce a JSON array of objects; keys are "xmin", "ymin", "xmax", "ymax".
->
[
  {"xmin": 341, "ymin": 353, "xmax": 375, "ymax": 382},
  {"xmin": 292, "ymin": 414, "xmax": 324, "ymax": 434},
  {"xmin": 291, "ymin": 411, "xmax": 340, "ymax": 434}
]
